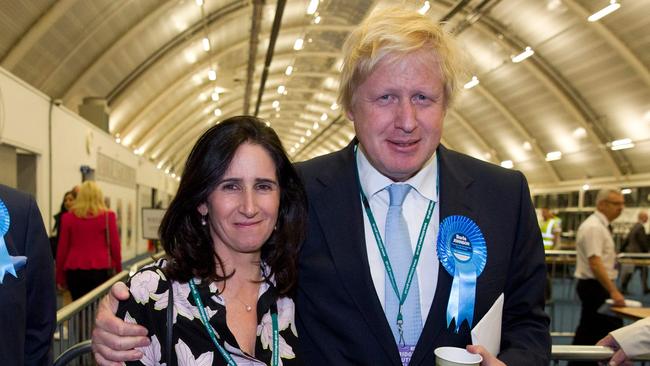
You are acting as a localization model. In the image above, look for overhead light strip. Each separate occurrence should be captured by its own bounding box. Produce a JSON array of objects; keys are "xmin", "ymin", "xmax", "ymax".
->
[
  {"xmin": 588, "ymin": 1, "xmax": 621, "ymax": 22},
  {"xmin": 511, "ymin": 46, "xmax": 534, "ymax": 63}
]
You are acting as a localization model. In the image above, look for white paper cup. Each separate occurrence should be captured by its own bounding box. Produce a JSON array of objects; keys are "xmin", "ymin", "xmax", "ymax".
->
[{"xmin": 434, "ymin": 346, "xmax": 483, "ymax": 366}]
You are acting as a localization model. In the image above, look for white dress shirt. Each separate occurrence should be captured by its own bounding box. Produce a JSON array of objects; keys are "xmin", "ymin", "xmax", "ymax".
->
[
  {"xmin": 356, "ymin": 148, "xmax": 439, "ymax": 323},
  {"xmin": 574, "ymin": 211, "xmax": 618, "ymax": 280}
]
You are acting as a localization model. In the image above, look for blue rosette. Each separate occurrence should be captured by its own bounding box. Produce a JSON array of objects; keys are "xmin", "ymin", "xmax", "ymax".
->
[
  {"xmin": 0, "ymin": 198, "xmax": 27, "ymax": 284},
  {"xmin": 437, "ymin": 215, "xmax": 487, "ymax": 332}
]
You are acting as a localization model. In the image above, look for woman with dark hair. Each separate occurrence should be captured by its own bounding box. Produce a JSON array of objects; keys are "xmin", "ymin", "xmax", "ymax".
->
[
  {"xmin": 116, "ymin": 116, "xmax": 307, "ymax": 365},
  {"xmin": 50, "ymin": 190, "xmax": 76, "ymax": 257}
]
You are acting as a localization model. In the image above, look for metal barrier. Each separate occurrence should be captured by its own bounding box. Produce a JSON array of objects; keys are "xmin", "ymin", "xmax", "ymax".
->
[{"xmin": 53, "ymin": 252, "xmax": 165, "ymax": 363}]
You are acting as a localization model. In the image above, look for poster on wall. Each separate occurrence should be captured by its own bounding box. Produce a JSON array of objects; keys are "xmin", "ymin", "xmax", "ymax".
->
[
  {"xmin": 142, "ymin": 208, "xmax": 166, "ymax": 240},
  {"xmin": 116, "ymin": 198, "xmax": 123, "ymax": 242},
  {"xmin": 127, "ymin": 201, "xmax": 133, "ymax": 247}
]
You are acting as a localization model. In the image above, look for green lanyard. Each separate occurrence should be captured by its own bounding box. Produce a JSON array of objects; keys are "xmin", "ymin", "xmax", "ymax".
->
[
  {"xmin": 354, "ymin": 146, "xmax": 437, "ymax": 345},
  {"xmin": 188, "ymin": 279, "xmax": 279, "ymax": 366}
]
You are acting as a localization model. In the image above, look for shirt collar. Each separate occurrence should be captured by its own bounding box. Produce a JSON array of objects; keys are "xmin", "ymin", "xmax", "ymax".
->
[
  {"xmin": 594, "ymin": 210, "xmax": 611, "ymax": 226},
  {"xmin": 356, "ymin": 144, "xmax": 438, "ymax": 202}
]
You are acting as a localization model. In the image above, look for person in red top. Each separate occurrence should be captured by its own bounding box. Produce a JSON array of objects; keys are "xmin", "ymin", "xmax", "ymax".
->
[{"xmin": 56, "ymin": 181, "xmax": 121, "ymax": 300}]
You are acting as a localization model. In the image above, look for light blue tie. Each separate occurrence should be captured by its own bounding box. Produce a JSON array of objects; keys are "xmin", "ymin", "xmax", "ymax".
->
[{"xmin": 385, "ymin": 184, "xmax": 422, "ymax": 347}]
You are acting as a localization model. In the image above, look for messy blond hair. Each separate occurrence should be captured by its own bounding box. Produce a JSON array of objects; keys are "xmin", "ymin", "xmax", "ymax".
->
[
  {"xmin": 71, "ymin": 181, "xmax": 107, "ymax": 218},
  {"xmin": 338, "ymin": 6, "xmax": 465, "ymax": 112}
]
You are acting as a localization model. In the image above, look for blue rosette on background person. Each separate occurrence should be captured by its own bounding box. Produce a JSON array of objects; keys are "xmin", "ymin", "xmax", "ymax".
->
[
  {"xmin": 437, "ymin": 215, "xmax": 487, "ymax": 332},
  {"xmin": 0, "ymin": 198, "xmax": 27, "ymax": 284}
]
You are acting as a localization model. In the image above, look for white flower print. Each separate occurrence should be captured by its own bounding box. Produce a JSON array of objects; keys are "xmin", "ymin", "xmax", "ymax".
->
[
  {"xmin": 175, "ymin": 338, "xmax": 213, "ymax": 366},
  {"xmin": 124, "ymin": 311, "xmax": 137, "ymax": 325},
  {"xmin": 154, "ymin": 281, "xmax": 217, "ymax": 324},
  {"xmin": 276, "ymin": 297, "xmax": 297, "ymax": 336},
  {"xmin": 139, "ymin": 334, "xmax": 166, "ymax": 366},
  {"xmin": 257, "ymin": 297, "xmax": 296, "ymax": 363},
  {"xmin": 130, "ymin": 270, "xmax": 162, "ymax": 305}
]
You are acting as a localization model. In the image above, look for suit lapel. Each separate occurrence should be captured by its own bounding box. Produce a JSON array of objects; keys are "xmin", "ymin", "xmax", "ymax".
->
[
  {"xmin": 309, "ymin": 142, "xmax": 401, "ymax": 364},
  {"xmin": 410, "ymin": 145, "xmax": 477, "ymax": 366}
]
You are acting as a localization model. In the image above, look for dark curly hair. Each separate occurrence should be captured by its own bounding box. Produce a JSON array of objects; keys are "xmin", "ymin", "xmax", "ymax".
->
[{"xmin": 160, "ymin": 115, "xmax": 307, "ymax": 295}]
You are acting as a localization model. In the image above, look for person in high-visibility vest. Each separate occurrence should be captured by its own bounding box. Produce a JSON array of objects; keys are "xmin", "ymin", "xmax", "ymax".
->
[{"xmin": 540, "ymin": 207, "xmax": 561, "ymax": 250}]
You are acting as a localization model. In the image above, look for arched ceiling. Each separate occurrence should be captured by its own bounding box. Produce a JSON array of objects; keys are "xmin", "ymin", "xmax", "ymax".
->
[{"xmin": 1, "ymin": 0, "xmax": 649, "ymax": 191}]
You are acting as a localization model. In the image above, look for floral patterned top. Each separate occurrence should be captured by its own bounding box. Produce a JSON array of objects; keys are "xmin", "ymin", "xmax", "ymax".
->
[{"xmin": 116, "ymin": 258, "xmax": 299, "ymax": 366}]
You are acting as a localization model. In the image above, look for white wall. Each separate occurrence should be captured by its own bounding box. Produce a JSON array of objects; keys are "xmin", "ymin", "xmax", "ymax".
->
[{"xmin": 0, "ymin": 67, "xmax": 177, "ymax": 262}]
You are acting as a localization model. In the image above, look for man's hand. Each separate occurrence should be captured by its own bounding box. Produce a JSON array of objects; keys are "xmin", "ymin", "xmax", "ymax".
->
[
  {"xmin": 597, "ymin": 334, "xmax": 633, "ymax": 366},
  {"xmin": 610, "ymin": 289, "xmax": 626, "ymax": 307},
  {"xmin": 92, "ymin": 282, "xmax": 150, "ymax": 366},
  {"xmin": 467, "ymin": 345, "xmax": 506, "ymax": 366}
]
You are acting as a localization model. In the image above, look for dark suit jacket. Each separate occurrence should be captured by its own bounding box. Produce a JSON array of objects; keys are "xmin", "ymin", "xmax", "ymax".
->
[
  {"xmin": 295, "ymin": 143, "xmax": 550, "ymax": 365},
  {"xmin": 0, "ymin": 184, "xmax": 56, "ymax": 366}
]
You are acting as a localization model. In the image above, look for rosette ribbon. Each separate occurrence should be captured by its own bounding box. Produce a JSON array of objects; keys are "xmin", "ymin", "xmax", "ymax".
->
[
  {"xmin": 437, "ymin": 215, "xmax": 487, "ymax": 332},
  {"xmin": 0, "ymin": 198, "xmax": 27, "ymax": 284}
]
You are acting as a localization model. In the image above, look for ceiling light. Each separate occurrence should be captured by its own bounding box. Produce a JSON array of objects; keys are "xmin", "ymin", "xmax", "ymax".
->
[
  {"xmin": 272, "ymin": 100, "xmax": 280, "ymax": 108},
  {"xmin": 294, "ymin": 143, "xmax": 300, "ymax": 149},
  {"xmin": 610, "ymin": 138, "xmax": 634, "ymax": 150},
  {"xmin": 307, "ymin": 0, "xmax": 319, "ymax": 15},
  {"xmin": 294, "ymin": 38, "xmax": 304, "ymax": 51},
  {"xmin": 195, "ymin": 0, "xmax": 204, "ymax": 6},
  {"xmin": 176, "ymin": 177, "xmax": 181, "ymax": 182},
  {"xmin": 306, "ymin": 129, "xmax": 312, "ymax": 137},
  {"xmin": 300, "ymin": 137, "xmax": 305, "ymax": 143},
  {"xmin": 463, "ymin": 76, "xmax": 480, "ymax": 89},
  {"xmin": 211, "ymin": 92, "xmax": 219, "ymax": 101},
  {"xmin": 500, "ymin": 160, "xmax": 514, "ymax": 169},
  {"xmin": 165, "ymin": 168, "xmax": 170, "ymax": 174},
  {"xmin": 511, "ymin": 46, "xmax": 534, "ymax": 63},
  {"xmin": 192, "ymin": 74, "xmax": 203, "ymax": 84},
  {"xmin": 207, "ymin": 69, "xmax": 216, "ymax": 81},
  {"xmin": 277, "ymin": 85, "xmax": 286, "ymax": 94},
  {"xmin": 320, "ymin": 113, "xmax": 328, "ymax": 121},
  {"xmin": 330, "ymin": 102, "xmax": 339, "ymax": 110},
  {"xmin": 157, "ymin": 162, "xmax": 164, "ymax": 169},
  {"xmin": 588, "ymin": 0, "xmax": 620, "ymax": 22},
  {"xmin": 265, "ymin": 122, "xmax": 271, "ymax": 127},
  {"xmin": 285, "ymin": 65, "xmax": 293, "ymax": 75},
  {"xmin": 418, "ymin": 1, "xmax": 431, "ymax": 15},
  {"xmin": 185, "ymin": 52, "xmax": 196, "ymax": 64},
  {"xmin": 214, "ymin": 108, "xmax": 222, "ymax": 117},
  {"xmin": 313, "ymin": 122, "xmax": 320, "ymax": 130},
  {"xmin": 621, "ymin": 188, "xmax": 632, "ymax": 195},
  {"xmin": 573, "ymin": 127, "xmax": 587, "ymax": 139},
  {"xmin": 202, "ymin": 37, "xmax": 211, "ymax": 52},
  {"xmin": 582, "ymin": 183, "xmax": 590, "ymax": 191},
  {"xmin": 171, "ymin": 173, "xmax": 176, "ymax": 178},
  {"xmin": 314, "ymin": 16, "xmax": 321, "ymax": 24},
  {"xmin": 290, "ymin": 147, "xmax": 296, "ymax": 153},
  {"xmin": 484, "ymin": 152, "xmax": 492, "ymax": 160},
  {"xmin": 545, "ymin": 151, "xmax": 562, "ymax": 161},
  {"xmin": 522, "ymin": 141, "xmax": 532, "ymax": 151},
  {"xmin": 115, "ymin": 137, "xmax": 121, "ymax": 144}
]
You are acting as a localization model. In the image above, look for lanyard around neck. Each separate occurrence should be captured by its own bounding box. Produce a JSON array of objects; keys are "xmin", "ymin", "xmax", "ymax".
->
[
  {"xmin": 188, "ymin": 279, "xmax": 279, "ymax": 366},
  {"xmin": 354, "ymin": 145, "xmax": 437, "ymax": 344}
]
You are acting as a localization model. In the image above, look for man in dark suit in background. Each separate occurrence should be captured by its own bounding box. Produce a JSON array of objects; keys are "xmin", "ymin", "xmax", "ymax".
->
[
  {"xmin": 92, "ymin": 6, "xmax": 549, "ymax": 366},
  {"xmin": 0, "ymin": 184, "xmax": 56, "ymax": 366}
]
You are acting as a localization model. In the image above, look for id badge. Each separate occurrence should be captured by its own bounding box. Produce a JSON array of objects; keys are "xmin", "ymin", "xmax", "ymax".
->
[{"xmin": 398, "ymin": 345, "xmax": 416, "ymax": 365}]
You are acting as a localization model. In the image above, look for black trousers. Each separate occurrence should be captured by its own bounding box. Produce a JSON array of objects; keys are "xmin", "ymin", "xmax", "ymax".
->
[
  {"xmin": 66, "ymin": 269, "xmax": 111, "ymax": 300},
  {"xmin": 569, "ymin": 279, "xmax": 623, "ymax": 366}
]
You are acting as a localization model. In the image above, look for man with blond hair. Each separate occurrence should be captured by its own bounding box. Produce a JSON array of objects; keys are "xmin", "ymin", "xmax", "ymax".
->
[{"xmin": 92, "ymin": 6, "xmax": 549, "ymax": 365}]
